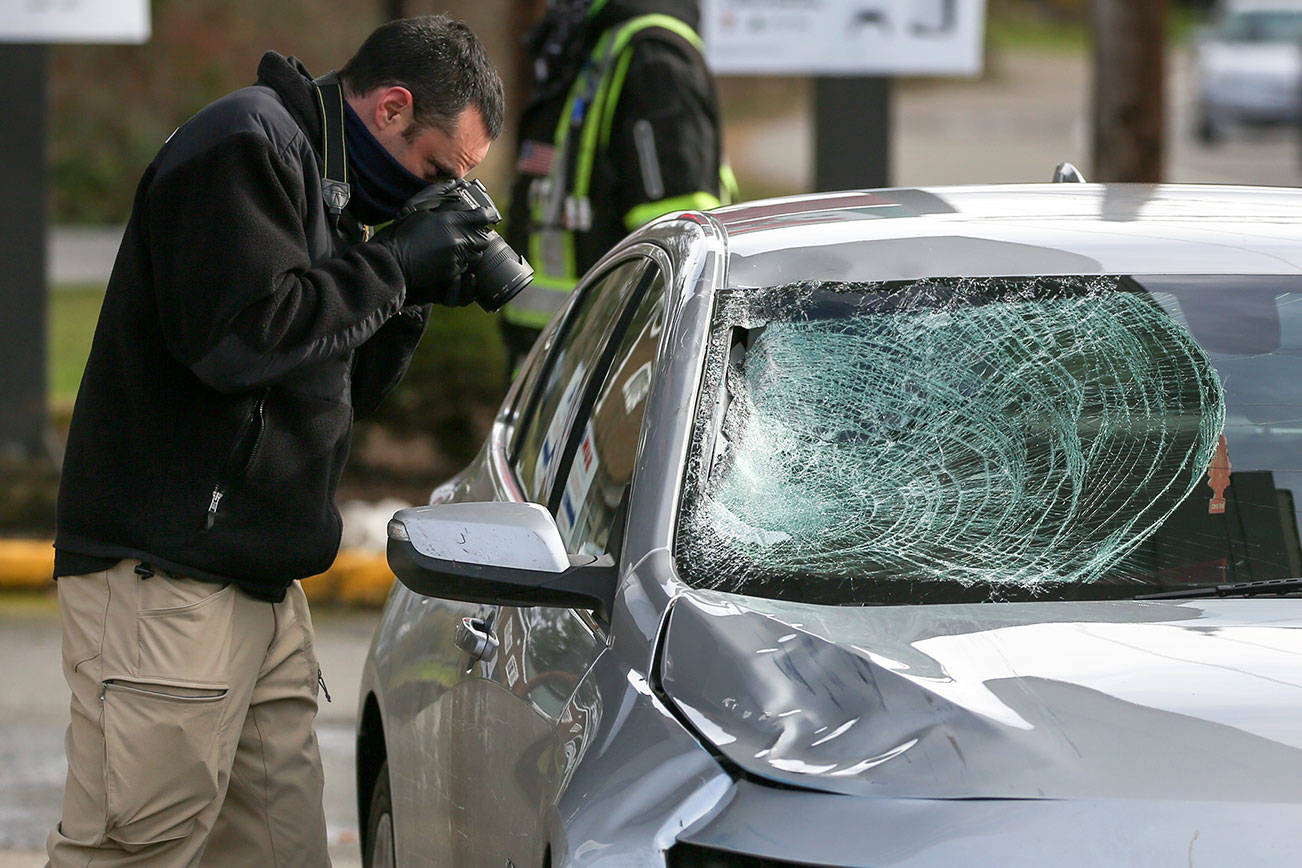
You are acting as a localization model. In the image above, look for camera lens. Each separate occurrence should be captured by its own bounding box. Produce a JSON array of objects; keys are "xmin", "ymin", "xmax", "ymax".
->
[{"xmin": 474, "ymin": 230, "xmax": 534, "ymax": 312}]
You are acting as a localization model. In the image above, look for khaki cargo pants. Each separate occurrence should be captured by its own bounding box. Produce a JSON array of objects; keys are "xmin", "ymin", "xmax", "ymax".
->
[{"xmin": 46, "ymin": 559, "xmax": 330, "ymax": 867}]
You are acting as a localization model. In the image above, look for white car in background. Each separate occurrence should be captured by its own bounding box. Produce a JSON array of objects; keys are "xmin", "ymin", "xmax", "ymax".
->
[{"xmin": 1195, "ymin": 0, "xmax": 1302, "ymax": 142}]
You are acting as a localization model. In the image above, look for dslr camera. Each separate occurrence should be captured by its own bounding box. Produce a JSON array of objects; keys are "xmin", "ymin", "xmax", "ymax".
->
[{"xmin": 400, "ymin": 178, "xmax": 533, "ymax": 312}]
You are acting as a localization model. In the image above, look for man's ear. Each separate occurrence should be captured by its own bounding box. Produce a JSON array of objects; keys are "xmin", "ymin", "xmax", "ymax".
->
[{"xmin": 373, "ymin": 86, "xmax": 415, "ymax": 131}]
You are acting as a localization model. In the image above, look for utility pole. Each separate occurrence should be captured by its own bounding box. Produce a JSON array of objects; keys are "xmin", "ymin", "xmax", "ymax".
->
[
  {"xmin": 0, "ymin": 44, "xmax": 49, "ymax": 459},
  {"xmin": 0, "ymin": 7, "xmax": 148, "ymax": 464},
  {"xmin": 1090, "ymin": 0, "xmax": 1168, "ymax": 182},
  {"xmin": 814, "ymin": 77, "xmax": 892, "ymax": 191},
  {"xmin": 385, "ymin": 0, "xmax": 408, "ymax": 20}
]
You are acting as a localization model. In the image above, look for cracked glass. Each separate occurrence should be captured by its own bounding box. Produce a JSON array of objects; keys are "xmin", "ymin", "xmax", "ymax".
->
[{"xmin": 677, "ymin": 275, "xmax": 1302, "ymax": 604}]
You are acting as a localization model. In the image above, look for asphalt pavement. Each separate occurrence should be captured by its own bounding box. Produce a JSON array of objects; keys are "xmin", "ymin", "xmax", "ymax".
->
[
  {"xmin": 0, "ymin": 595, "xmax": 376, "ymax": 868},
  {"xmin": 733, "ymin": 46, "xmax": 1302, "ymax": 193}
]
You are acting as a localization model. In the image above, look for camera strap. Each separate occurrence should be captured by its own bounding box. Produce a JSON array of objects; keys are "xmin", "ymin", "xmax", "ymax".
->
[{"xmin": 312, "ymin": 72, "xmax": 350, "ymax": 227}]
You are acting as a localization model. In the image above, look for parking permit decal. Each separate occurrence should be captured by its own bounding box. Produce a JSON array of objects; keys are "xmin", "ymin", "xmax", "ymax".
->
[
  {"xmin": 1208, "ymin": 433, "xmax": 1231, "ymax": 514},
  {"xmin": 558, "ymin": 421, "xmax": 600, "ymax": 540}
]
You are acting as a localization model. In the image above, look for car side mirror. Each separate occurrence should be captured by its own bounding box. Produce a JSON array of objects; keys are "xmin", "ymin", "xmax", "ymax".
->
[{"xmin": 386, "ymin": 502, "xmax": 617, "ymax": 616}]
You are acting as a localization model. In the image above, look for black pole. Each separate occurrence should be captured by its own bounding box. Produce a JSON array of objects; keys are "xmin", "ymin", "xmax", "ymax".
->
[
  {"xmin": 0, "ymin": 44, "xmax": 49, "ymax": 459},
  {"xmin": 814, "ymin": 76, "xmax": 892, "ymax": 191}
]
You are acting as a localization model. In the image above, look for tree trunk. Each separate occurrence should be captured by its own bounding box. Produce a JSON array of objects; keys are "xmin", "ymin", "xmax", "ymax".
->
[{"xmin": 1090, "ymin": 0, "xmax": 1167, "ymax": 182}]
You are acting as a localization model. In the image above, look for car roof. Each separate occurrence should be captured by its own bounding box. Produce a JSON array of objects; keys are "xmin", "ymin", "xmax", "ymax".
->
[
  {"xmin": 1220, "ymin": 0, "xmax": 1302, "ymax": 12},
  {"xmin": 709, "ymin": 183, "xmax": 1302, "ymax": 281}
]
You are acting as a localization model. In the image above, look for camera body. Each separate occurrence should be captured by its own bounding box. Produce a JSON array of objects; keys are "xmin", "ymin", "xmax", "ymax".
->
[{"xmin": 400, "ymin": 178, "xmax": 533, "ymax": 312}]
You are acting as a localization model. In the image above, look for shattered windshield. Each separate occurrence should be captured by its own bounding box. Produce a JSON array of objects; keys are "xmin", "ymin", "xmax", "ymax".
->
[{"xmin": 676, "ymin": 275, "xmax": 1302, "ymax": 604}]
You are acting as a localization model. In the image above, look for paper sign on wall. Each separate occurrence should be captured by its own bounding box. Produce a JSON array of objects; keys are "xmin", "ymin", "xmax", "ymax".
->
[{"xmin": 703, "ymin": 0, "xmax": 985, "ymax": 76}]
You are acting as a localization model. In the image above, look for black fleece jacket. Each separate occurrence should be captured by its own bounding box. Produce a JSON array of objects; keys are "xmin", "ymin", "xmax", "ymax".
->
[
  {"xmin": 54, "ymin": 53, "xmax": 426, "ymax": 599},
  {"xmin": 505, "ymin": 0, "xmax": 722, "ymax": 274}
]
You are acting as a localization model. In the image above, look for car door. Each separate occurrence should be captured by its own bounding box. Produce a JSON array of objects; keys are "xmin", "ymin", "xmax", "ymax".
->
[{"xmin": 440, "ymin": 253, "xmax": 672, "ymax": 867}]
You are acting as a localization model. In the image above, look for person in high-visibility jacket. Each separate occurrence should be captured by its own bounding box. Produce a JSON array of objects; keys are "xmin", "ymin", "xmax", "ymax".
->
[{"xmin": 502, "ymin": 0, "xmax": 732, "ymax": 368}]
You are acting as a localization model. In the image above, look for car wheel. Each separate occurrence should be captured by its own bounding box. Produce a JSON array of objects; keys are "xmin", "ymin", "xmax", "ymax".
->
[{"xmin": 364, "ymin": 760, "xmax": 395, "ymax": 868}]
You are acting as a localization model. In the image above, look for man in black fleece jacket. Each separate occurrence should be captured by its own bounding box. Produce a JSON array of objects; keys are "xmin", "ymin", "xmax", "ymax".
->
[{"xmin": 47, "ymin": 17, "xmax": 503, "ymax": 866}]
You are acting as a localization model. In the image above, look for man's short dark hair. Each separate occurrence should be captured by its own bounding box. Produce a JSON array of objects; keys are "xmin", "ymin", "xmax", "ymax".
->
[{"xmin": 340, "ymin": 15, "xmax": 504, "ymax": 140}]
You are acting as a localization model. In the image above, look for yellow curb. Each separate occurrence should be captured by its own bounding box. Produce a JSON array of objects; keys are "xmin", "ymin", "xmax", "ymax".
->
[
  {"xmin": 0, "ymin": 540, "xmax": 393, "ymax": 606},
  {"xmin": 0, "ymin": 539, "xmax": 54, "ymax": 590},
  {"xmin": 304, "ymin": 549, "xmax": 395, "ymax": 607}
]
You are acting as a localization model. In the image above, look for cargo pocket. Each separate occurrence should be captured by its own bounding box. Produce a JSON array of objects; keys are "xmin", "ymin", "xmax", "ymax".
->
[
  {"xmin": 102, "ymin": 678, "xmax": 228, "ymax": 846},
  {"xmin": 56, "ymin": 569, "xmax": 111, "ymax": 675},
  {"xmin": 136, "ymin": 580, "xmax": 236, "ymax": 684}
]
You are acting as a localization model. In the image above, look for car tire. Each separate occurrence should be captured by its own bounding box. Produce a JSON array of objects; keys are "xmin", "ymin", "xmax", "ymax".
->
[{"xmin": 364, "ymin": 760, "xmax": 396, "ymax": 868}]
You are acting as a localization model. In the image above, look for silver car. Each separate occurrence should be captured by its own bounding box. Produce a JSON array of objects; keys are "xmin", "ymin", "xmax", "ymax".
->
[
  {"xmin": 358, "ymin": 183, "xmax": 1302, "ymax": 866},
  {"xmin": 1194, "ymin": 0, "xmax": 1302, "ymax": 142}
]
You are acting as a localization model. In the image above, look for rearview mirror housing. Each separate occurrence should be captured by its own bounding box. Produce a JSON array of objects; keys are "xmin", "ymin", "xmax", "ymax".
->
[{"xmin": 386, "ymin": 502, "xmax": 617, "ymax": 615}]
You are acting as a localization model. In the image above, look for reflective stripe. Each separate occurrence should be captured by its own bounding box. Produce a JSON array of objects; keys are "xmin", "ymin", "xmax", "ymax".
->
[
  {"xmin": 632, "ymin": 119, "xmax": 664, "ymax": 200},
  {"xmin": 599, "ymin": 48, "xmax": 637, "ymax": 150},
  {"xmin": 615, "ymin": 14, "xmax": 704, "ymax": 52},
  {"xmin": 623, "ymin": 192, "xmax": 722, "ymax": 229},
  {"xmin": 534, "ymin": 226, "xmax": 576, "ymax": 287},
  {"xmin": 720, "ymin": 162, "xmax": 739, "ymax": 206},
  {"xmin": 513, "ymin": 12, "xmax": 711, "ymax": 315},
  {"xmin": 572, "ymin": 27, "xmax": 626, "ymax": 200}
]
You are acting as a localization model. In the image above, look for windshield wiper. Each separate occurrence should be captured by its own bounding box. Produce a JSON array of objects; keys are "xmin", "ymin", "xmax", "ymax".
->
[{"xmin": 1136, "ymin": 577, "xmax": 1302, "ymax": 600}]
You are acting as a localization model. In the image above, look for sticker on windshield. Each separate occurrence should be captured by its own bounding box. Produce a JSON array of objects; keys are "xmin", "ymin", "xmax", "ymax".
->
[
  {"xmin": 1208, "ymin": 433, "xmax": 1232, "ymax": 515},
  {"xmin": 558, "ymin": 420, "xmax": 600, "ymax": 541}
]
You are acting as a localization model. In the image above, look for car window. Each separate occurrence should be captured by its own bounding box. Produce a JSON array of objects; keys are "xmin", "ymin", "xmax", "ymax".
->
[
  {"xmin": 1218, "ymin": 10, "xmax": 1302, "ymax": 43},
  {"xmin": 677, "ymin": 274, "xmax": 1302, "ymax": 605},
  {"xmin": 512, "ymin": 258, "xmax": 650, "ymax": 502},
  {"xmin": 502, "ymin": 321, "xmax": 554, "ymax": 436},
  {"xmin": 555, "ymin": 271, "xmax": 667, "ymax": 556}
]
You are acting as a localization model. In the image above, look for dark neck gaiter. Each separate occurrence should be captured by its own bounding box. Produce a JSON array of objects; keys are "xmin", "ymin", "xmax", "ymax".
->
[{"xmin": 343, "ymin": 103, "xmax": 430, "ymax": 225}]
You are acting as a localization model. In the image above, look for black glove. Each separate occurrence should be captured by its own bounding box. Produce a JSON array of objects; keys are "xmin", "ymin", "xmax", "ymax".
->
[{"xmin": 372, "ymin": 194, "xmax": 496, "ymax": 306}]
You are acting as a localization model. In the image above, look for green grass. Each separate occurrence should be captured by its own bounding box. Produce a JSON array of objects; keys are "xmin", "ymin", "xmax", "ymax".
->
[
  {"xmin": 49, "ymin": 283, "xmax": 105, "ymax": 407},
  {"xmin": 370, "ymin": 301, "xmax": 510, "ymax": 468},
  {"xmin": 986, "ymin": 12, "xmax": 1090, "ymax": 53},
  {"xmin": 986, "ymin": 6, "xmax": 1208, "ymax": 55},
  {"xmin": 417, "ymin": 303, "xmax": 506, "ymax": 381}
]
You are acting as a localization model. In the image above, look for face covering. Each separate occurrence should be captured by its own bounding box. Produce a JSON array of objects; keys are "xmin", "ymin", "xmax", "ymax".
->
[{"xmin": 343, "ymin": 103, "xmax": 431, "ymax": 225}]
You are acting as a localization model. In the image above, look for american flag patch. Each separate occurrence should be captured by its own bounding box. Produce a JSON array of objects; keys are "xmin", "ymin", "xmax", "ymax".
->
[{"xmin": 516, "ymin": 140, "xmax": 556, "ymax": 176}]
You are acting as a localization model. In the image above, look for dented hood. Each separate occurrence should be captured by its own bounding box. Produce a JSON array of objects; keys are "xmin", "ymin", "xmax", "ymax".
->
[{"xmin": 659, "ymin": 591, "xmax": 1302, "ymax": 800}]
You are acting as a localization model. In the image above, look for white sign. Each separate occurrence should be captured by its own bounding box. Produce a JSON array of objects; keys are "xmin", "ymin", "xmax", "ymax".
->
[
  {"xmin": 1, "ymin": 0, "xmax": 151, "ymax": 44},
  {"xmin": 703, "ymin": 0, "xmax": 985, "ymax": 76}
]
